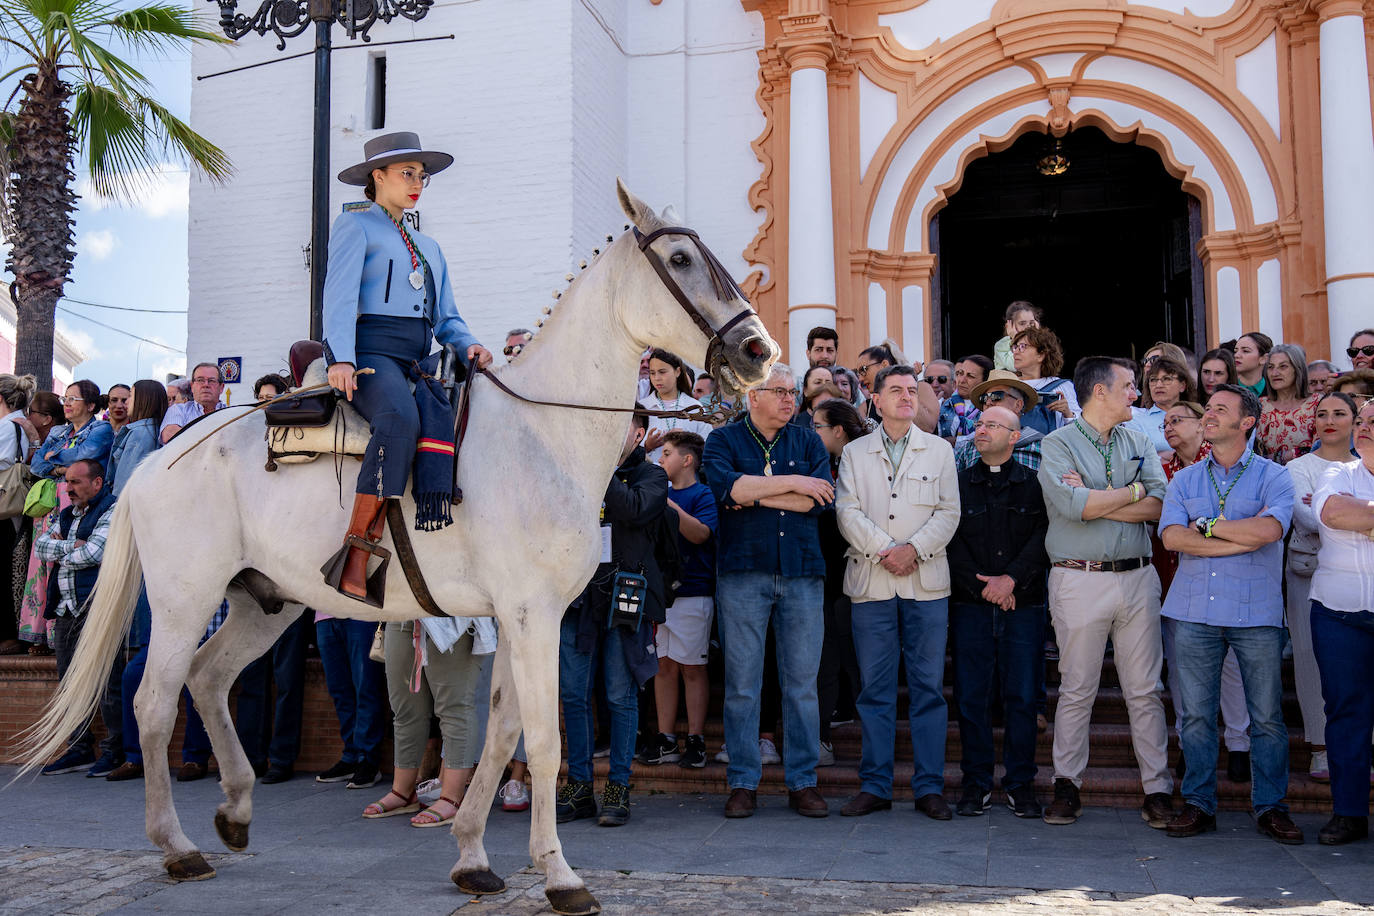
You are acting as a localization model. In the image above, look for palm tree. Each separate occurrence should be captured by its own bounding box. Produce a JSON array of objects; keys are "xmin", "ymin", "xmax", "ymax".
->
[{"xmin": 0, "ymin": 0, "xmax": 231, "ymax": 389}]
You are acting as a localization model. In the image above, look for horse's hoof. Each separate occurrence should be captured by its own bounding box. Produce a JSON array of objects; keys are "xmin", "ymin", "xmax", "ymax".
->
[
  {"xmin": 452, "ymin": 867, "xmax": 506, "ymax": 895},
  {"xmin": 165, "ymin": 851, "xmax": 216, "ymax": 882},
  {"xmin": 214, "ymin": 811, "xmax": 249, "ymax": 852},
  {"xmin": 546, "ymin": 886, "xmax": 601, "ymax": 915}
]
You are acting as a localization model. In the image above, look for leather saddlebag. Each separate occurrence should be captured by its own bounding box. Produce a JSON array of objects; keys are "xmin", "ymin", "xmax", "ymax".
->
[{"xmin": 263, "ymin": 390, "xmax": 336, "ymax": 428}]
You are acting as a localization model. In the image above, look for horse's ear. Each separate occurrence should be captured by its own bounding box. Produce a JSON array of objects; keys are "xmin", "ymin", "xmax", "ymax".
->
[
  {"xmin": 662, "ymin": 204, "xmax": 682, "ymax": 224},
  {"xmin": 617, "ymin": 178, "xmax": 661, "ymax": 233}
]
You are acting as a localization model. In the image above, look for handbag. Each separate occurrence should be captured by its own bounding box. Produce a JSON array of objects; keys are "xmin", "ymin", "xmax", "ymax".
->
[
  {"xmin": 263, "ymin": 390, "xmax": 336, "ymax": 428},
  {"xmin": 0, "ymin": 430, "xmax": 36, "ymax": 519},
  {"xmin": 23, "ymin": 477, "xmax": 56, "ymax": 518},
  {"xmin": 369, "ymin": 623, "xmax": 386, "ymax": 663}
]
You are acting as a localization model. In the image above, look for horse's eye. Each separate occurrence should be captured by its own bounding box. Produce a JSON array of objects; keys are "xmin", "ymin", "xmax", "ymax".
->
[{"xmin": 670, "ymin": 252, "xmax": 691, "ymax": 268}]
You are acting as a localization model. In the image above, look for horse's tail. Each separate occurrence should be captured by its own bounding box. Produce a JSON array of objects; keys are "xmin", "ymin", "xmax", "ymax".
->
[{"xmin": 14, "ymin": 498, "xmax": 141, "ymax": 777}]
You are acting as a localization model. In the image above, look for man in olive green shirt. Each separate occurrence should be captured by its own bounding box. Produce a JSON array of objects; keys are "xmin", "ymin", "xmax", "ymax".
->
[{"xmin": 1037, "ymin": 357, "xmax": 1174, "ymax": 831}]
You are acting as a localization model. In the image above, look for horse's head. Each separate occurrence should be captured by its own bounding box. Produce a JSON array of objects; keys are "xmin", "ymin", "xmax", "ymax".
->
[{"xmin": 615, "ymin": 180, "xmax": 778, "ymax": 397}]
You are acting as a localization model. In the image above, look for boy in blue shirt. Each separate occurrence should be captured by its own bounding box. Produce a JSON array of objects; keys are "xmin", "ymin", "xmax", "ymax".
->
[{"xmin": 642, "ymin": 430, "xmax": 718, "ymax": 769}]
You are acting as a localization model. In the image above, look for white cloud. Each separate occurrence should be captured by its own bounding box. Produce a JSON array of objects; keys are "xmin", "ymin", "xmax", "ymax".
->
[
  {"xmin": 152, "ymin": 356, "xmax": 186, "ymax": 380},
  {"xmin": 55, "ymin": 322, "xmax": 101, "ymax": 360},
  {"xmin": 78, "ymin": 164, "xmax": 188, "ymax": 219},
  {"xmin": 79, "ymin": 229, "xmax": 119, "ymax": 261}
]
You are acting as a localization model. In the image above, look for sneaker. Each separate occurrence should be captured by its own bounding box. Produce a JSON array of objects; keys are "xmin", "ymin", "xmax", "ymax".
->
[
  {"xmin": 714, "ymin": 744, "xmax": 730, "ymax": 764},
  {"xmin": 86, "ymin": 751, "xmax": 123, "ymax": 779},
  {"xmin": 499, "ymin": 778, "xmax": 531, "ymax": 812},
  {"xmin": 597, "ymin": 783, "xmax": 631, "ymax": 827},
  {"xmin": 347, "ymin": 761, "xmax": 381, "ymax": 789},
  {"xmin": 956, "ymin": 782, "xmax": 991, "ymax": 816},
  {"xmin": 555, "ymin": 781, "xmax": 597, "ymax": 823},
  {"xmin": 759, "ymin": 737, "xmax": 781, "ymax": 765},
  {"xmin": 416, "ymin": 777, "xmax": 442, "ymax": 805},
  {"xmin": 679, "ymin": 734, "xmax": 707, "ymax": 769},
  {"xmin": 639, "ymin": 733, "xmax": 680, "ymax": 765},
  {"xmin": 1042, "ymin": 778, "xmax": 1081, "ymax": 825},
  {"xmin": 316, "ymin": 759, "xmax": 357, "ymax": 784},
  {"xmin": 818, "ymin": 740, "xmax": 835, "ymax": 767},
  {"xmin": 42, "ymin": 747, "xmax": 95, "ymax": 776},
  {"xmin": 1005, "ymin": 784, "xmax": 1042, "ymax": 819},
  {"xmin": 1309, "ymin": 750, "xmax": 1330, "ymax": 783},
  {"xmin": 592, "ymin": 742, "xmax": 610, "ymax": 759}
]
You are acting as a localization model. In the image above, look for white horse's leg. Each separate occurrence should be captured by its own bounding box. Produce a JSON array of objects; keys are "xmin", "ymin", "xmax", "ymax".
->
[
  {"xmin": 509, "ymin": 615, "xmax": 600, "ymax": 916},
  {"xmin": 137, "ymin": 598, "xmax": 219, "ymax": 881},
  {"xmin": 451, "ymin": 639, "xmax": 522, "ymax": 895},
  {"xmin": 186, "ymin": 587, "xmax": 301, "ymax": 853}
]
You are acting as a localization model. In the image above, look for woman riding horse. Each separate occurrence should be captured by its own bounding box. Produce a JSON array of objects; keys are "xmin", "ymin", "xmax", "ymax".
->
[{"xmin": 322, "ymin": 132, "xmax": 493, "ymax": 602}]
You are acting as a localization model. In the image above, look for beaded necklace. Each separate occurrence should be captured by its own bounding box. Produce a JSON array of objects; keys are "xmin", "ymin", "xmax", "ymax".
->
[
  {"xmin": 744, "ymin": 415, "xmax": 781, "ymax": 476},
  {"xmin": 383, "ymin": 209, "xmax": 429, "ymax": 290},
  {"xmin": 651, "ymin": 391, "xmax": 683, "ymax": 431},
  {"xmin": 1205, "ymin": 450, "xmax": 1256, "ymax": 520},
  {"xmin": 1074, "ymin": 419, "xmax": 1114, "ymax": 484}
]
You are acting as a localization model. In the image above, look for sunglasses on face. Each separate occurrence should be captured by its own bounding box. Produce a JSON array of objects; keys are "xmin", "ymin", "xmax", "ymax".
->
[
  {"xmin": 924, "ymin": 375, "xmax": 949, "ymax": 385},
  {"xmin": 982, "ymin": 390, "xmax": 1022, "ymax": 405},
  {"xmin": 1348, "ymin": 345, "xmax": 1374, "ymax": 359}
]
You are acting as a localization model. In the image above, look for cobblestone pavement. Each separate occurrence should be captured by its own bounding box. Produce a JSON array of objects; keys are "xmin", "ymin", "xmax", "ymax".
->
[{"xmin": 2, "ymin": 850, "xmax": 1370, "ymax": 916}]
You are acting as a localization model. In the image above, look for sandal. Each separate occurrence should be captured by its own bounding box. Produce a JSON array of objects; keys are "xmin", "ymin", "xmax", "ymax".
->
[
  {"xmin": 411, "ymin": 795, "xmax": 459, "ymax": 828},
  {"xmin": 362, "ymin": 789, "xmax": 420, "ymax": 819}
]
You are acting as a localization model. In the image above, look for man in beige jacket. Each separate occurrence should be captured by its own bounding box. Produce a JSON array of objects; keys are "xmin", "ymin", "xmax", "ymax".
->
[{"xmin": 836, "ymin": 365, "xmax": 961, "ymax": 819}]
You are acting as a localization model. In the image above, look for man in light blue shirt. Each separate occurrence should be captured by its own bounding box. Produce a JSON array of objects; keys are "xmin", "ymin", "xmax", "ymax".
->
[{"xmin": 1158, "ymin": 384, "xmax": 1300, "ymax": 844}]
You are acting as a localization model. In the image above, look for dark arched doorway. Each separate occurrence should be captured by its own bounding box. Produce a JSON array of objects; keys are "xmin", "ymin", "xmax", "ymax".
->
[{"xmin": 931, "ymin": 126, "xmax": 1205, "ymax": 370}]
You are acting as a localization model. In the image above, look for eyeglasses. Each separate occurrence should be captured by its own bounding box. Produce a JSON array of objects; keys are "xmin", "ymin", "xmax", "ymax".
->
[
  {"xmin": 812, "ymin": 423, "xmax": 834, "ymax": 430},
  {"xmin": 192, "ymin": 376, "xmax": 220, "ymax": 385},
  {"xmin": 854, "ymin": 363, "xmax": 875, "ymax": 376},
  {"xmin": 757, "ymin": 387, "xmax": 800, "ymax": 400},
  {"xmin": 1160, "ymin": 416, "xmax": 1201, "ymax": 429},
  {"xmin": 923, "ymin": 375, "xmax": 949, "ymax": 385},
  {"xmin": 503, "ymin": 344, "xmax": 524, "ymax": 357},
  {"xmin": 59, "ymin": 396, "xmax": 85, "ymax": 405},
  {"xmin": 1011, "ymin": 342, "xmax": 1029, "ymax": 353},
  {"xmin": 386, "ymin": 166, "xmax": 430, "ymax": 188},
  {"xmin": 1348, "ymin": 345, "xmax": 1374, "ymax": 359},
  {"xmin": 973, "ymin": 420, "xmax": 1014, "ymax": 433}
]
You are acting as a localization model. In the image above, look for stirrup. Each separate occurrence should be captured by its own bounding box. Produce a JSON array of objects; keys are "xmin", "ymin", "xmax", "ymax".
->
[{"xmin": 320, "ymin": 535, "xmax": 392, "ymax": 608}]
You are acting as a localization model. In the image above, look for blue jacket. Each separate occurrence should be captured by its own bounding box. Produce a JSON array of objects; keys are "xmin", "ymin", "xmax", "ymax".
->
[
  {"xmin": 31, "ymin": 419, "xmax": 114, "ymax": 479},
  {"xmin": 322, "ymin": 203, "xmax": 478, "ymax": 366},
  {"xmin": 109, "ymin": 418, "xmax": 160, "ymax": 497},
  {"xmin": 701, "ymin": 416, "xmax": 832, "ymax": 579}
]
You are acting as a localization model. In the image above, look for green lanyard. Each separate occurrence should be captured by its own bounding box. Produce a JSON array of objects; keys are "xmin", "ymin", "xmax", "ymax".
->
[
  {"xmin": 1074, "ymin": 419, "xmax": 1113, "ymax": 484},
  {"xmin": 744, "ymin": 417, "xmax": 779, "ymax": 476},
  {"xmin": 1205, "ymin": 451, "xmax": 1255, "ymax": 520}
]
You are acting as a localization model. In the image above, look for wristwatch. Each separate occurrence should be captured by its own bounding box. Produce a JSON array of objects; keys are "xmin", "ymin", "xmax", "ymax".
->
[{"xmin": 1194, "ymin": 516, "xmax": 1212, "ymax": 537}]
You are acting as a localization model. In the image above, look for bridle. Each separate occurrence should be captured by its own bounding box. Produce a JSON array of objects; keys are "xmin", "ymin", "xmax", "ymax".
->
[{"xmin": 633, "ymin": 225, "xmax": 759, "ymax": 381}]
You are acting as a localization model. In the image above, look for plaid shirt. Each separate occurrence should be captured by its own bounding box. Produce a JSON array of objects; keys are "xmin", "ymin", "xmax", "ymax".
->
[
  {"xmin": 955, "ymin": 436, "xmax": 1043, "ymax": 472},
  {"xmin": 33, "ymin": 501, "xmax": 114, "ymax": 616}
]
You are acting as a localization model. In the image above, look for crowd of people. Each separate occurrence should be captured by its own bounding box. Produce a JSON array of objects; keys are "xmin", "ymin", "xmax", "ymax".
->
[{"xmin": 9, "ymin": 315, "xmax": 1374, "ymax": 849}]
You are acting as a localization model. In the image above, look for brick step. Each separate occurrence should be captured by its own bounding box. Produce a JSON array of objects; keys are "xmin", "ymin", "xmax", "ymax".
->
[
  {"xmin": 569, "ymin": 759, "xmax": 1337, "ymax": 813},
  {"xmin": 660, "ymin": 720, "xmax": 1314, "ymax": 770}
]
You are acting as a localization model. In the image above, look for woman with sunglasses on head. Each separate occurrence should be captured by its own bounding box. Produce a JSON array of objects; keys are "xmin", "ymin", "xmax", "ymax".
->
[
  {"xmin": 322, "ymin": 132, "xmax": 494, "ymax": 601},
  {"xmin": 1284, "ymin": 392, "xmax": 1359, "ymax": 786}
]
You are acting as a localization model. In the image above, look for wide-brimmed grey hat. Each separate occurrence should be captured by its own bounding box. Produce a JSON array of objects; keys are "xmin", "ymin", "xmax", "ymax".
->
[{"xmin": 338, "ymin": 131, "xmax": 453, "ymax": 187}]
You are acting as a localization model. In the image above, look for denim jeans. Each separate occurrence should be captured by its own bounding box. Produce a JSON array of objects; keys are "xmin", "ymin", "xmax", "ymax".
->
[
  {"xmin": 52, "ymin": 613, "xmax": 123, "ymax": 758},
  {"xmin": 235, "ymin": 605, "xmax": 310, "ymax": 767},
  {"xmin": 559, "ymin": 615, "xmax": 640, "ymax": 786},
  {"xmin": 716, "ymin": 572, "xmax": 823, "ymax": 791},
  {"xmin": 120, "ymin": 643, "xmax": 212, "ymax": 766},
  {"xmin": 315, "ymin": 618, "xmax": 387, "ymax": 765},
  {"xmin": 851, "ymin": 596, "xmax": 949, "ymax": 798},
  {"xmin": 951, "ymin": 601, "xmax": 1043, "ymax": 792},
  {"xmin": 1311, "ymin": 601, "xmax": 1374, "ymax": 816},
  {"xmin": 1168, "ymin": 619, "xmax": 1288, "ymax": 815}
]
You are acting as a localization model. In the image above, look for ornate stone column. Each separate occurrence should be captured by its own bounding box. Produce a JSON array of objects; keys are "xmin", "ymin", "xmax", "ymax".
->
[
  {"xmin": 780, "ymin": 3, "xmax": 837, "ymax": 370},
  {"xmin": 1316, "ymin": 0, "xmax": 1374, "ymax": 361}
]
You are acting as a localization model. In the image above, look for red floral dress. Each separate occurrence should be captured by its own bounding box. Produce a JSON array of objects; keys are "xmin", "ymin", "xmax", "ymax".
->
[
  {"xmin": 1257, "ymin": 395, "xmax": 1318, "ymax": 466},
  {"xmin": 1153, "ymin": 442, "xmax": 1212, "ymax": 595}
]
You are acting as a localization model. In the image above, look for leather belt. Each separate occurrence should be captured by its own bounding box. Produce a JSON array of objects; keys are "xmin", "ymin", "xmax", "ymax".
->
[{"xmin": 1053, "ymin": 557, "xmax": 1149, "ymax": 573}]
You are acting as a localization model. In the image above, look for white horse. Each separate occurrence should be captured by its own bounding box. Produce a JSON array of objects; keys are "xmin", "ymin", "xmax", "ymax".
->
[{"xmin": 20, "ymin": 181, "xmax": 777, "ymax": 916}]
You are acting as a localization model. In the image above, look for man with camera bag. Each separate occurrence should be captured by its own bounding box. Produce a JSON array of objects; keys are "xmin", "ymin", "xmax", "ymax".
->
[{"xmin": 556, "ymin": 408, "xmax": 669, "ymax": 827}]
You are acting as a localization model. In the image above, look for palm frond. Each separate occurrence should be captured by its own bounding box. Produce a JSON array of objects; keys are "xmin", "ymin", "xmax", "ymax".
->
[
  {"xmin": 103, "ymin": 3, "xmax": 228, "ymax": 53},
  {"xmin": 72, "ymin": 81, "xmax": 231, "ymax": 201},
  {"xmin": 59, "ymin": 17, "xmax": 149, "ymax": 96}
]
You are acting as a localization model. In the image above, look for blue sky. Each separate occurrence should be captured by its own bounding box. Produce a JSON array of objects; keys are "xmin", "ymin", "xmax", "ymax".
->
[{"xmin": 3, "ymin": 43, "xmax": 194, "ymax": 389}]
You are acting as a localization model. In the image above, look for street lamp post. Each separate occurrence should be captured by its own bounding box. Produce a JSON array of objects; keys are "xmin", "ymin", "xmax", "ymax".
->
[{"xmin": 207, "ymin": 0, "xmax": 434, "ymax": 340}]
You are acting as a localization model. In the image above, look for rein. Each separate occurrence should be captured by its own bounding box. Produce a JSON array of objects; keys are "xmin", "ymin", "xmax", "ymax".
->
[{"xmin": 473, "ymin": 367, "xmax": 736, "ymax": 425}]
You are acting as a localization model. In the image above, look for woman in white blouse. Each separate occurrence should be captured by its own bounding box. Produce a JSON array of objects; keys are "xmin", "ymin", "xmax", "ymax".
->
[
  {"xmin": 1310, "ymin": 398, "xmax": 1374, "ymax": 845},
  {"xmin": 1286, "ymin": 392, "xmax": 1359, "ymax": 782}
]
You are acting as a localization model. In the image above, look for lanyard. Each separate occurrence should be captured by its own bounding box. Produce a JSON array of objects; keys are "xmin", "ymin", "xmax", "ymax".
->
[
  {"xmin": 652, "ymin": 394, "xmax": 681, "ymax": 430},
  {"xmin": 384, "ymin": 211, "xmax": 429, "ymax": 283},
  {"xmin": 744, "ymin": 416, "xmax": 779, "ymax": 476},
  {"xmin": 1074, "ymin": 419, "xmax": 1113, "ymax": 484},
  {"xmin": 1205, "ymin": 451, "xmax": 1256, "ymax": 520}
]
